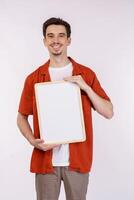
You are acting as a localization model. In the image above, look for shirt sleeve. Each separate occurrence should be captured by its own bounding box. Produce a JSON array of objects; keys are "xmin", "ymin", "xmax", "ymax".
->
[
  {"xmin": 18, "ymin": 76, "xmax": 33, "ymax": 115},
  {"xmin": 91, "ymin": 72, "xmax": 111, "ymax": 101}
]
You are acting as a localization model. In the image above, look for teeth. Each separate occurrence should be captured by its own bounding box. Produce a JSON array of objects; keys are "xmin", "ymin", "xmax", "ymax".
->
[
  {"xmin": 52, "ymin": 46, "xmax": 61, "ymax": 51},
  {"xmin": 51, "ymin": 44, "xmax": 61, "ymax": 47},
  {"xmin": 53, "ymin": 45, "xmax": 60, "ymax": 48},
  {"xmin": 50, "ymin": 44, "xmax": 61, "ymax": 51}
]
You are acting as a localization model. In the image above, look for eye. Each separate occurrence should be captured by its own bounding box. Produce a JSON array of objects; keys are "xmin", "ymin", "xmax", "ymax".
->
[
  {"xmin": 47, "ymin": 34, "xmax": 54, "ymax": 38},
  {"xmin": 48, "ymin": 35, "xmax": 53, "ymax": 38},
  {"xmin": 59, "ymin": 33, "xmax": 66, "ymax": 38}
]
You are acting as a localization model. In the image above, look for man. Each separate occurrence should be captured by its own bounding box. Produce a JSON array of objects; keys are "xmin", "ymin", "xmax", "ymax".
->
[{"xmin": 17, "ymin": 17, "xmax": 113, "ymax": 200}]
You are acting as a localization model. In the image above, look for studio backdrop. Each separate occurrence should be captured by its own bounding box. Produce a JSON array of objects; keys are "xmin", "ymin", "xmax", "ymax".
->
[{"xmin": 0, "ymin": 0, "xmax": 133, "ymax": 199}]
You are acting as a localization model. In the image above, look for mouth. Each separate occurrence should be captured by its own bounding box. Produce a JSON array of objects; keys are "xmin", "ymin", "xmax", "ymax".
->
[{"xmin": 50, "ymin": 44, "xmax": 62, "ymax": 52}]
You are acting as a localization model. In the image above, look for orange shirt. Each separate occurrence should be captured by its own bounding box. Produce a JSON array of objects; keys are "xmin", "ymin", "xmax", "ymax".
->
[{"xmin": 18, "ymin": 57, "xmax": 110, "ymax": 173}]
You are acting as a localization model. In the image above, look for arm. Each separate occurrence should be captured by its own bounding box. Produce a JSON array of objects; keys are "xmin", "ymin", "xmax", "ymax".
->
[
  {"xmin": 84, "ymin": 86, "xmax": 113, "ymax": 119},
  {"xmin": 64, "ymin": 75, "xmax": 114, "ymax": 119},
  {"xmin": 17, "ymin": 112, "xmax": 60, "ymax": 151}
]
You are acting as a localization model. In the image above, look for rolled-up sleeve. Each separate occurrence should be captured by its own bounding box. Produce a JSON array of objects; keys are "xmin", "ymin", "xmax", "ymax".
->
[
  {"xmin": 18, "ymin": 76, "xmax": 33, "ymax": 115},
  {"xmin": 91, "ymin": 72, "xmax": 110, "ymax": 101}
]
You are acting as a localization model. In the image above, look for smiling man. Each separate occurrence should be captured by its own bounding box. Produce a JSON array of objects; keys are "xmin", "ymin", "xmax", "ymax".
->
[
  {"xmin": 44, "ymin": 24, "xmax": 71, "ymax": 56},
  {"xmin": 17, "ymin": 17, "xmax": 113, "ymax": 200}
]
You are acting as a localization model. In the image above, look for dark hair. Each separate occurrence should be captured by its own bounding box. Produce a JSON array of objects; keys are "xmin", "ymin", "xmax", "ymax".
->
[{"xmin": 43, "ymin": 17, "xmax": 71, "ymax": 38}]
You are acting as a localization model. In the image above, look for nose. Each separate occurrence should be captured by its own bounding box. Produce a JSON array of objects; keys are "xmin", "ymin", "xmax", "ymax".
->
[{"xmin": 53, "ymin": 36, "xmax": 59, "ymax": 43}]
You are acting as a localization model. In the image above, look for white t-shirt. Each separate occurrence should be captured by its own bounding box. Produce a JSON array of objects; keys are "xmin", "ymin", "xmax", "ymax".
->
[{"xmin": 49, "ymin": 62, "xmax": 73, "ymax": 166}]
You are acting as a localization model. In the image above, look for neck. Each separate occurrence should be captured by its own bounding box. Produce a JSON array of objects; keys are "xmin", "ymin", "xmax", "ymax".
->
[{"xmin": 49, "ymin": 54, "xmax": 70, "ymax": 68}]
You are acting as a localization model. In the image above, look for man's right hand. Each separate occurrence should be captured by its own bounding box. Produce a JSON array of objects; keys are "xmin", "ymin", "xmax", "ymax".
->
[
  {"xmin": 30, "ymin": 138, "xmax": 61, "ymax": 151},
  {"xmin": 17, "ymin": 113, "xmax": 60, "ymax": 151}
]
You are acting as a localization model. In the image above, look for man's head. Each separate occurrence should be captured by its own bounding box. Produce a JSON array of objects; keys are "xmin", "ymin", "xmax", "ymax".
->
[
  {"xmin": 43, "ymin": 17, "xmax": 71, "ymax": 38},
  {"xmin": 43, "ymin": 18, "xmax": 71, "ymax": 56}
]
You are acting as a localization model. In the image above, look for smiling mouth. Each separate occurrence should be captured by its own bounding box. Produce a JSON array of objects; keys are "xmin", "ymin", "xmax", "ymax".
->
[
  {"xmin": 53, "ymin": 47, "xmax": 60, "ymax": 51},
  {"xmin": 51, "ymin": 44, "xmax": 62, "ymax": 51}
]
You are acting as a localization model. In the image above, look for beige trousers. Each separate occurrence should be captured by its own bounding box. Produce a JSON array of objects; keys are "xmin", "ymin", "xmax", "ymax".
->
[{"xmin": 35, "ymin": 166, "xmax": 89, "ymax": 200}]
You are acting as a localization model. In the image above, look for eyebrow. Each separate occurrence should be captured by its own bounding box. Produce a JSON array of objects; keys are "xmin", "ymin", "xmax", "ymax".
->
[
  {"xmin": 47, "ymin": 32, "xmax": 66, "ymax": 36},
  {"xmin": 59, "ymin": 33, "xmax": 66, "ymax": 35}
]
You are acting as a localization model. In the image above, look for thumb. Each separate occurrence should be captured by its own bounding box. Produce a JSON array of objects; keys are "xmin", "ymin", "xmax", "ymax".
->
[{"xmin": 36, "ymin": 139, "xmax": 44, "ymax": 143}]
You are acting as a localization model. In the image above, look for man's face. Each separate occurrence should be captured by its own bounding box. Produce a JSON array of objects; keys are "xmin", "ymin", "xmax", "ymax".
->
[{"xmin": 44, "ymin": 25, "xmax": 71, "ymax": 56}]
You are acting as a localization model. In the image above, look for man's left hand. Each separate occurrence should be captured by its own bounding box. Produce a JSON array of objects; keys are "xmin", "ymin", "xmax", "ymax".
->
[{"xmin": 64, "ymin": 75, "xmax": 89, "ymax": 92}]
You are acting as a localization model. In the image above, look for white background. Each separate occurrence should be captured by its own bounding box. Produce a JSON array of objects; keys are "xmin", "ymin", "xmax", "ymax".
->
[{"xmin": 0, "ymin": 0, "xmax": 134, "ymax": 199}]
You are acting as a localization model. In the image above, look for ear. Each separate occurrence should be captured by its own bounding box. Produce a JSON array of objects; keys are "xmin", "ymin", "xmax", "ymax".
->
[
  {"xmin": 43, "ymin": 37, "xmax": 46, "ymax": 46},
  {"xmin": 67, "ymin": 37, "xmax": 71, "ymax": 46}
]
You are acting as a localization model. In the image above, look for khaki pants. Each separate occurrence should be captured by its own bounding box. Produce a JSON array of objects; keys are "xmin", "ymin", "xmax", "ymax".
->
[{"xmin": 35, "ymin": 166, "xmax": 89, "ymax": 200}]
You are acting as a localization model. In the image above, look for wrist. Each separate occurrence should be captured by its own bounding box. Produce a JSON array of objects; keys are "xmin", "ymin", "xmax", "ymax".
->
[
  {"xmin": 84, "ymin": 84, "xmax": 91, "ymax": 93},
  {"xmin": 28, "ymin": 135, "xmax": 35, "ymax": 146}
]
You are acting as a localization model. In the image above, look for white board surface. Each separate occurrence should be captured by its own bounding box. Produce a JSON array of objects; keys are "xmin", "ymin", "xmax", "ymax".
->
[{"xmin": 35, "ymin": 81, "xmax": 86, "ymax": 144}]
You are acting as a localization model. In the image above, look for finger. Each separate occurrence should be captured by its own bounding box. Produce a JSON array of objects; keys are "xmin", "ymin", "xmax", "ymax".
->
[
  {"xmin": 36, "ymin": 139, "xmax": 44, "ymax": 143},
  {"xmin": 43, "ymin": 145, "xmax": 60, "ymax": 151},
  {"xmin": 44, "ymin": 143, "xmax": 60, "ymax": 148},
  {"xmin": 34, "ymin": 139, "xmax": 44, "ymax": 146},
  {"xmin": 64, "ymin": 78, "xmax": 77, "ymax": 83},
  {"xmin": 39, "ymin": 144, "xmax": 61, "ymax": 151},
  {"xmin": 64, "ymin": 76, "xmax": 78, "ymax": 80},
  {"xmin": 65, "ymin": 76, "xmax": 81, "ymax": 82}
]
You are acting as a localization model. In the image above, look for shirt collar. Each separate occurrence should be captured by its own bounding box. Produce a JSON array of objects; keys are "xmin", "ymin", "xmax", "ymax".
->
[{"xmin": 40, "ymin": 57, "xmax": 83, "ymax": 76}]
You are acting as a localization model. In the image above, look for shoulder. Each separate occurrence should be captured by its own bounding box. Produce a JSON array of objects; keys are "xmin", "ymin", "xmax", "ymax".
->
[
  {"xmin": 24, "ymin": 64, "xmax": 45, "ymax": 85},
  {"xmin": 75, "ymin": 61, "xmax": 96, "ymax": 85},
  {"xmin": 72, "ymin": 57, "xmax": 96, "ymax": 76},
  {"xmin": 79, "ymin": 63, "xmax": 95, "ymax": 76}
]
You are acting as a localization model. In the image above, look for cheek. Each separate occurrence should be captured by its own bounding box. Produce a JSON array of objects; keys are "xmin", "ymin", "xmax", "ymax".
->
[
  {"xmin": 46, "ymin": 43, "xmax": 53, "ymax": 48},
  {"xmin": 45, "ymin": 39, "xmax": 53, "ymax": 45}
]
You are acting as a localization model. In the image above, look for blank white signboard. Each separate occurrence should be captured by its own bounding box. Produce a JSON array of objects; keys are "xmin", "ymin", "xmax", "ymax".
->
[{"xmin": 35, "ymin": 81, "xmax": 86, "ymax": 144}]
